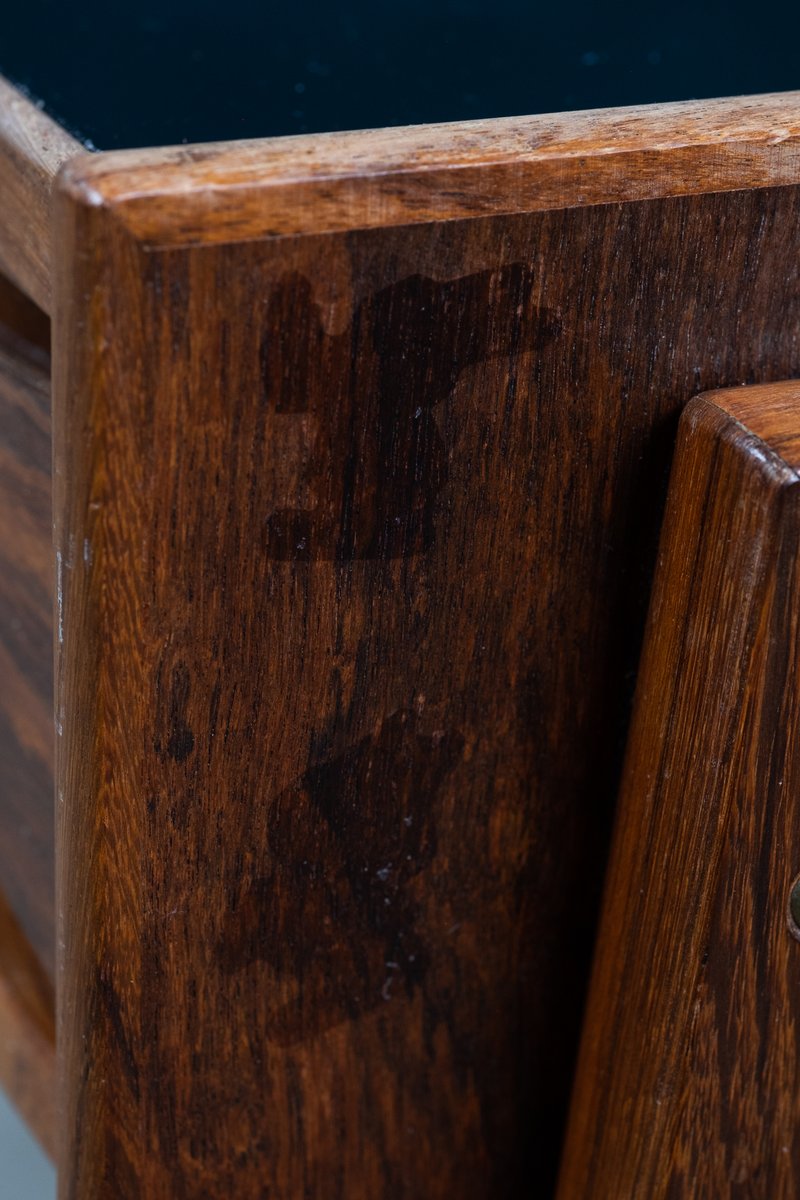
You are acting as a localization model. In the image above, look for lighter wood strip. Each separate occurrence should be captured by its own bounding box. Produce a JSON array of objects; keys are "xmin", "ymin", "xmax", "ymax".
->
[{"xmin": 60, "ymin": 91, "xmax": 800, "ymax": 247}]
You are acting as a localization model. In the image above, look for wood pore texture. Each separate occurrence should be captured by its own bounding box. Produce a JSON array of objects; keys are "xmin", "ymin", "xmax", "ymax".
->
[
  {"xmin": 53, "ymin": 103, "xmax": 800, "ymax": 1195},
  {"xmin": 558, "ymin": 382, "xmax": 800, "ymax": 1198}
]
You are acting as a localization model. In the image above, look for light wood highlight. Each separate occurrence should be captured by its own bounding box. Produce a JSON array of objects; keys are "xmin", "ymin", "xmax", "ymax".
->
[{"xmin": 62, "ymin": 92, "xmax": 800, "ymax": 248}]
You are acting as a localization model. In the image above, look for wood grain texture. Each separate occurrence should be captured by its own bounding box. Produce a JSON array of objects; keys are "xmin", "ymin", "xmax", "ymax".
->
[
  {"xmin": 0, "ymin": 884, "xmax": 55, "ymax": 1158},
  {"xmin": 0, "ymin": 75, "xmax": 81, "ymax": 312},
  {"xmin": 0, "ymin": 277, "xmax": 54, "ymax": 980},
  {"xmin": 558, "ymin": 381, "xmax": 800, "ymax": 1199},
  {"xmin": 54, "ymin": 129, "xmax": 800, "ymax": 1196},
  {"xmin": 62, "ymin": 91, "xmax": 800, "ymax": 248}
]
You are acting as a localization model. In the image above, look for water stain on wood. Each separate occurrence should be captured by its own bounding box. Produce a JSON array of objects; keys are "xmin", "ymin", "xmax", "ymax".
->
[
  {"xmin": 261, "ymin": 264, "xmax": 561, "ymax": 561},
  {"xmin": 219, "ymin": 708, "xmax": 463, "ymax": 1044},
  {"xmin": 153, "ymin": 657, "xmax": 195, "ymax": 765}
]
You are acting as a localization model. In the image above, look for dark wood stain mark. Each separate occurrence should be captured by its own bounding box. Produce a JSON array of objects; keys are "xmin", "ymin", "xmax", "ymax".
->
[
  {"xmin": 154, "ymin": 658, "xmax": 195, "ymax": 764},
  {"xmin": 261, "ymin": 265, "xmax": 561, "ymax": 561},
  {"xmin": 220, "ymin": 709, "xmax": 463, "ymax": 1043}
]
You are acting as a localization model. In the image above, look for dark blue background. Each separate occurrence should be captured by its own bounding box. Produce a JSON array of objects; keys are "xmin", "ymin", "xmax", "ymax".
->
[{"xmin": 1, "ymin": 1, "xmax": 798, "ymax": 149}]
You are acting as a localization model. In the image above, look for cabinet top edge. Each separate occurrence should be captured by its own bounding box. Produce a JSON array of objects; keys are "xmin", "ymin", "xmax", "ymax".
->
[{"xmin": 55, "ymin": 90, "xmax": 800, "ymax": 247}]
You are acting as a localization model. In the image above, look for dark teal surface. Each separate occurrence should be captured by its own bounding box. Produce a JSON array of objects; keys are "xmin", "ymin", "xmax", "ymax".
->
[{"xmin": 1, "ymin": 1, "xmax": 798, "ymax": 150}]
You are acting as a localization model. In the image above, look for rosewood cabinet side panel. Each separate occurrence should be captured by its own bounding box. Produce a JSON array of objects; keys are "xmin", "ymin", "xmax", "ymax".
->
[
  {"xmin": 558, "ymin": 383, "xmax": 800, "ymax": 1198},
  {"xmin": 54, "ymin": 173, "xmax": 800, "ymax": 1198}
]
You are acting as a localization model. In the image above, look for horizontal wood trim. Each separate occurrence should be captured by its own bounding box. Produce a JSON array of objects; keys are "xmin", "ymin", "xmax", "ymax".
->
[
  {"xmin": 60, "ymin": 91, "xmax": 800, "ymax": 247},
  {"xmin": 0, "ymin": 75, "xmax": 82, "ymax": 313}
]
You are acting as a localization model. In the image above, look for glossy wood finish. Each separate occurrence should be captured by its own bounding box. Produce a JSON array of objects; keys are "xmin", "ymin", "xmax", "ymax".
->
[
  {"xmin": 0, "ymin": 76, "xmax": 80, "ymax": 312},
  {"xmin": 559, "ymin": 381, "xmax": 800, "ymax": 1198},
  {"xmin": 54, "ymin": 95, "xmax": 800, "ymax": 1192},
  {"xmin": 0, "ymin": 274, "xmax": 54, "ymax": 979}
]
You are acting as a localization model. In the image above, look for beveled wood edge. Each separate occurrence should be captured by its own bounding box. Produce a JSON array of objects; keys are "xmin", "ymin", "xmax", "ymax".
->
[
  {"xmin": 0, "ymin": 885, "xmax": 56, "ymax": 1160},
  {"xmin": 0, "ymin": 76, "xmax": 83, "ymax": 313},
  {"xmin": 696, "ymin": 379, "xmax": 800, "ymax": 473},
  {"xmin": 57, "ymin": 91, "xmax": 800, "ymax": 248},
  {"xmin": 1, "ymin": 77, "xmax": 799, "ymax": 300}
]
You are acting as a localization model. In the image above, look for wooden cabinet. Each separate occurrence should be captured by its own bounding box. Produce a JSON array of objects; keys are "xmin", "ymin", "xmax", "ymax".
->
[{"xmin": 1, "ymin": 16, "xmax": 800, "ymax": 1195}]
